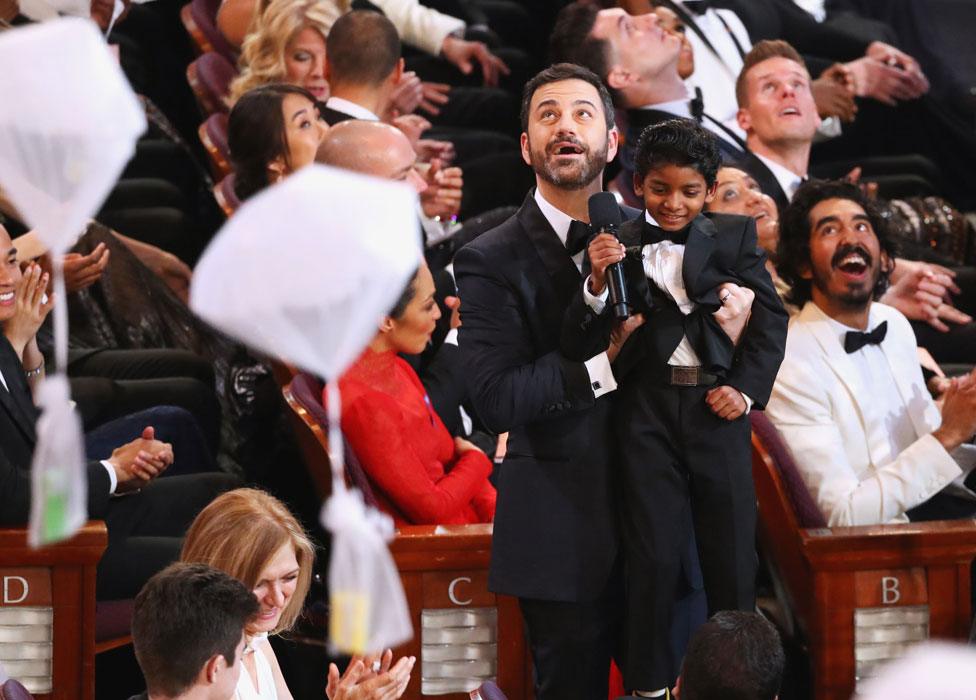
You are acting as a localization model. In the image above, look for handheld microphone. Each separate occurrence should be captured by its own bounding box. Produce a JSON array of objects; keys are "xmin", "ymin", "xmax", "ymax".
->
[{"xmin": 587, "ymin": 192, "xmax": 630, "ymax": 319}]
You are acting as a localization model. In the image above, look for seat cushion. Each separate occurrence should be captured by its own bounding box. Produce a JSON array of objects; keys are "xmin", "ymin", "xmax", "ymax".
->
[
  {"xmin": 95, "ymin": 598, "xmax": 135, "ymax": 643},
  {"xmin": 189, "ymin": 0, "xmax": 238, "ymax": 62},
  {"xmin": 470, "ymin": 681, "xmax": 507, "ymax": 700},
  {"xmin": 1, "ymin": 678, "xmax": 35, "ymax": 700},
  {"xmin": 290, "ymin": 373, "xmax": 380, "ymax": 507}
]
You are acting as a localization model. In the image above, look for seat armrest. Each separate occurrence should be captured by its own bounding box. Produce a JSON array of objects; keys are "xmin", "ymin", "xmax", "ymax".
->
[
  {"xmin": 800, "ymin": 519, "xmax": 976, "ymax": 570},
  {"xmin": 0, "ymin": 522, "xmax": 107, "ymax": 566}
]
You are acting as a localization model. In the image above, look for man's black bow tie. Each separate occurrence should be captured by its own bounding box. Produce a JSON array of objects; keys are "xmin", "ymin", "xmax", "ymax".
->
[
  {"xmin": 566, "ymin": 219, "xmax": 592, "ymax": 256},
  {"xmin": 689, "ymin": 87, "xmax": 704, "ymax": 123},
  {"xmin": 844, "ymin": 321, "xmax": 888, "ymax": 354},
  {"xmin": 683, "ymin": 0, "xmax": 711, "ymax": 15},
  {"xmin": 643, "ymin": 221, "xmax": 690, "ymax": 245}
]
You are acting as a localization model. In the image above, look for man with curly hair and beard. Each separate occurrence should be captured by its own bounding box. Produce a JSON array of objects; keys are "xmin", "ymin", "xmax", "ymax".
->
[{"xmin": 766, "ymin": 179, "xmax": 976, "ymax": 527}]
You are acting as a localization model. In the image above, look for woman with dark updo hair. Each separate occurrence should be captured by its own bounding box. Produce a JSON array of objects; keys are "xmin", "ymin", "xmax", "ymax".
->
[{"xmin": 325, "ymin": 263, "xmax": 496, "ymax": 526}]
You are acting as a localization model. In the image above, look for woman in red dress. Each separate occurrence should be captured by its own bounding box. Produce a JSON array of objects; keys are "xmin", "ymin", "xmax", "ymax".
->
[{"xmin": 327, "ymin": 263, "xmax": 495, "ymax": 526}]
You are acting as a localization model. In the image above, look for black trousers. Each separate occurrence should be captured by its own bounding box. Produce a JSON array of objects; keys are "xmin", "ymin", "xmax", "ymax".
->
[
  {"xmin": 98, "ymin": 471, "xmax": 239, "ymax": 599},
  {"xmin": 518, "ymin": 567, "xmax": 623, "ymax": 700},
  {"xmin": 616, "ymin": 378, "xmax": 756, "ymax": 690}
]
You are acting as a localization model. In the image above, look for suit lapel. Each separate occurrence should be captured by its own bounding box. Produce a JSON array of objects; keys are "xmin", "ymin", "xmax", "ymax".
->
[
  {"xmin": 0, "ymin": 339, "xmax": 37, "ymax": 445},
  {"xmin": 682, "ymin": 215, "xmax": 717, "ymax": 298},
  {"xmin": 739, "ymin": 151, "xmax": 789, "ymax": 214},
  {"xmin": 516, "ymin": 192, "xmax": 581, "ymax": 303}
]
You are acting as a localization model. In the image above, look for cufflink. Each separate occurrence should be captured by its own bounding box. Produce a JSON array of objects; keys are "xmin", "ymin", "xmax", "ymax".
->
[{"xmin": 592, "ymin": 381, "xmax": 602, "ymax": 391}]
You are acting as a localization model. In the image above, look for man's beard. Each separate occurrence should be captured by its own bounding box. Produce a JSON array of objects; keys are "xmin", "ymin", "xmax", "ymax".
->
[
  {"xmin": 528, "ymin": 134, "xmax": 607, "ymax": 190},
  {"xmin": 811, "ymin": 242, "xmax": 878, "ymax": 310}
]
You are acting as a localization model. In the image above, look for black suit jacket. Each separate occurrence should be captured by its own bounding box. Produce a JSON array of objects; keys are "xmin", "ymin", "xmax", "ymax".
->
[
  {"xmin": 0, "ymin": 336, "xmax": 110, "ymax": 526},
  {"xmin": 563, "ymin": 212, "xmax": 788, "ymax": 408},
  {"xmin": 454, "ymin": 192, "xmax": 633, "ymax": 602},
  {"xmin": 318, "ymin": 104, "xmax": 356, "ymax": 126},
  {"xmin": 733, "ymin": 149, "xmax": 791, "ymax": 214}
]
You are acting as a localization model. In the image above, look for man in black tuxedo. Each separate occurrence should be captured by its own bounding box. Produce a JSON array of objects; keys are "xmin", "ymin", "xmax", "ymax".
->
[
  {"xmin": 454, "ymin": 62, "xmax": 629, "ymax": 700},
  {"xmin": 456, "ymin": 62, "xmax": 717, "ymax": 699},
  {"xmin": 0, "ymin": 227, "xmax": 235, "ymax": 600}
]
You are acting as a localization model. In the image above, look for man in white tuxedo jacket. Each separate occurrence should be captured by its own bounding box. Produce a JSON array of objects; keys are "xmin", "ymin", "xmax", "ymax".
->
[{"xmin": 765, "ymin": 179, "xmax": 976, "ymax": 527}]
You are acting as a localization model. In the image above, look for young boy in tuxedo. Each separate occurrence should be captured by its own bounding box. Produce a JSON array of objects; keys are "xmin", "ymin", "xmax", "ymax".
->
[{"xmin": 562, "ymin": 119, "xmax": 788, "ymax": 697}]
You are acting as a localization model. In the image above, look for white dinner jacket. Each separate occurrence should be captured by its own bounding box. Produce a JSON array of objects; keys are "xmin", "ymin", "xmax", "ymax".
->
[{"xmin": 765, "ymin": 301, "xmax": 975, "ymax": 526}]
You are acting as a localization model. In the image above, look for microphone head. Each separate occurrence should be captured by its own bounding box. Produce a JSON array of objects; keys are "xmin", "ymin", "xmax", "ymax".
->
[{"xmin": 588, "ymin": 191, "xmax": 622, "ymax": 231}]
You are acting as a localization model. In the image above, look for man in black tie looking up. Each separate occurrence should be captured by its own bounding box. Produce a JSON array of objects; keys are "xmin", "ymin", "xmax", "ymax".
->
[
  {"xmin": 766, "ymin": 179, "xmax": 976, "ymax": 526},
  {"xmin": 453, "ymin": 63, "xmax": 634, "ymax": 700}
]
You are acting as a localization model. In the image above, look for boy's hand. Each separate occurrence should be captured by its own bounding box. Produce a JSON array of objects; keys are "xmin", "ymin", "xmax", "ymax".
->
[
  {"xmin": 706, "ymin": 385, "xmax": 747, "ymax": 420},
  {"xmin": 586, "ymin": 233, "xmax": 626, "ymax": 295},
  {"xmin": 607, "ymin": 313, "xmax": 645, "ymax": 362},
  {"xmin": 712, "ymin": 282, "xmax": 754, "ymax": 346}
]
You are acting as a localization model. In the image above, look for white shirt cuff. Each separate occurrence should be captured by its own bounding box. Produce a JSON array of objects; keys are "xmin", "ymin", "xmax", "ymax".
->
[
  {"xmin": 444, "ymin": 328, "xmax": 459, "ymax": 346},
  {"xmin": 101, "ymin": 460, "xmax": 118, "ymax": 494},
  {"xmin": 583, "ymin": 352, "xmax": 617, "ymax": 399},
  {"xmin": 740, "ymin": 391, "xmax": 753, "ymax": 414},
  {"xmin": 582, "ymin": 276, "xmax": 609, "ymax": 315}
]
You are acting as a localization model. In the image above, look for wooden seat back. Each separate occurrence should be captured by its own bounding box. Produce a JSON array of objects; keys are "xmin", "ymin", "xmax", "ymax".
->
[
  {"xmin": 0, "ymin": 523, "xmax": 107, "ymax": 700},
  {"xmin": 197, "ymin": 113, "xmax": 232, "ymax": 180},
  {"xmin": 179, "ymin": 0, "xmax": 237, "ymax": 62},
  {"xmin": 186, "ymin": 52, "xmax": 236, "ymax": 117},
  {"xmin": 281, "ymin": 376, "xmax": 532, "ymax": 699},
  {"xmin": 751, "ymin": 418, "xmax": 976, "ymax": 700}
]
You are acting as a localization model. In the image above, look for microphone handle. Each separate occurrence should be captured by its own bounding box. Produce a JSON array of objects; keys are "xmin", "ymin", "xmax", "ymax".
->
[{"xmin": 606, "ymin": 260, "xmax": 630, "ymax": 319}]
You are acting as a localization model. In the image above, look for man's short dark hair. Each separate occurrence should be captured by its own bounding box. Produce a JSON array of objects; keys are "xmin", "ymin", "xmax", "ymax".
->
[
  {"xmin": 549, "ymin": 2, "xmax": 623, "ymax": 105},
  {"xmin": 777, "ymin": 179, "xmax": 896, "ymax": 308},
  {"xmin": 633, "ymin": 119, "xmax": 722, "ymax": 187},
  {"xmin": 680, "ymin": 611, "xmax": 785, "ymax": 700},
  {"xmin": 326, "ymin": 10, "xmax": 401, "ymax": 87},
  {"xmin": 736, "ymin": 40, "xmax": 806, "ymax": 108},
  {"xmin": 520, "ymin": 62, "xmax": 616, "ymax": 133},
  {"xmin": 133, "ymin": 563, "xmax": 259, "ymax": 697}
]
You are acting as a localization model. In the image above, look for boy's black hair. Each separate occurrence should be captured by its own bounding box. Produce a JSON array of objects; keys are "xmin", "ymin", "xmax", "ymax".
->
[
  {"xmin": 777, "ymin": 179, "xmax": 896, "ymax": 308},
  {"xmin": 633, "ymin": 119, "xmax": 722, "ymax": 187}
]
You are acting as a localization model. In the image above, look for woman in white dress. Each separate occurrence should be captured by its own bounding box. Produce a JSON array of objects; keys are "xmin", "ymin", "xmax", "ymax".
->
[{"xmin": 181, "ymin": 487, "xmax": 414, "ymax": 700}]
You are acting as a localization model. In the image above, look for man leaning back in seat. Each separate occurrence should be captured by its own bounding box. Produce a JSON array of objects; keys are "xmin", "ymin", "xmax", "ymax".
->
[{"xmin": 766, "ymin": 179, "xmax": 976, "ymax": 527}]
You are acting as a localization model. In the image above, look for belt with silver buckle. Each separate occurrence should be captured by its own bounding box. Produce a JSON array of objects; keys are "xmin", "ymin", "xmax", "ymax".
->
[{"xmin": 665, "ymin": 365, "xmax": 718, "ymax": 387}]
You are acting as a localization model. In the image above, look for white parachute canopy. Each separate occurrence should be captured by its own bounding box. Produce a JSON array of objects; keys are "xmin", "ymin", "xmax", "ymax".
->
[
  {"xmin": 191, "ymin": 163, "xmax": 422, "ymax": 381},
  {"xmin": 0, "ymin": 17, "xmax": 146, "ymax": 255},
  {"xmin": 859, "ymin": 643, "xmax": 976, "ymax": 700},
  {"xmin": 191, "ymin": 163, "xmax": 421, "ymax": 653},
  {"xmin": 0, "ymin": 18, "xmax": 145, "ymax": 547}
]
